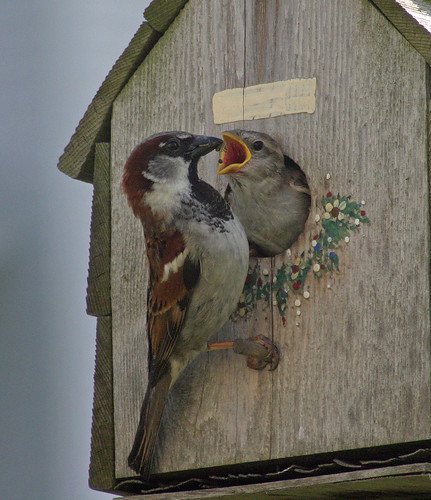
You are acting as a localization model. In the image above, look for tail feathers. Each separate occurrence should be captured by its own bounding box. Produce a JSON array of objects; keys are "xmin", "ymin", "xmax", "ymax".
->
[{"xmin": 128, "ymin": 373, "xmax": 172, "ymax": 478}]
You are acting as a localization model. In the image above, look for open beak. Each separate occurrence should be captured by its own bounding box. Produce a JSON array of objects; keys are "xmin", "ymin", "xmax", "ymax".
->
[
  {"xmin": 188, "ymin": 135, "xmax": 223, "ymax": 158},
  {"xmin": 217, "ymin": 132, "xmax": 252, "ymax": 175}
]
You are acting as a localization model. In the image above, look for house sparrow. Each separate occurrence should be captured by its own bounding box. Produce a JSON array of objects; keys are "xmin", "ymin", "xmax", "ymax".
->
[
  {"xmin": 218, "ymin": 130, "xmax": 311, "ymax": 257},
  {"xmin": 122, "ymin": 131, "xmax": 249, "ymax": 478}
]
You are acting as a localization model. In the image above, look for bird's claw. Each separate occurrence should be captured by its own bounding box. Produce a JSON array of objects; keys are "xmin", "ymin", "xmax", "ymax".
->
[{"xmin": 246, "ymin": 334, "xmax": 280, "ymax": 371}]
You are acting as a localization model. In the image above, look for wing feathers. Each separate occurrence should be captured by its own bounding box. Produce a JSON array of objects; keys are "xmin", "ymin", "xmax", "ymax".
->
[
  {"xmin": 284, "ymin": 155, "xmax": 311, "ymax": 195},
  {"xmin": 145, "ymin": 230, "xmax": 200, "ymax": 385},
  {"xmin": 128, "ymin": 370, "xmax": 172, "ymax": 475}
]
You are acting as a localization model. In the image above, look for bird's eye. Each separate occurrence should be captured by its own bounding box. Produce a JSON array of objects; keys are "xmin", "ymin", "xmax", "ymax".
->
[
  {"xmin": 165, "ymin": 140, "xmax": 181, "ymax": 153},
  {"xmin": 252, "ymin": 140, "xmax": 264, "ymax": 151}
]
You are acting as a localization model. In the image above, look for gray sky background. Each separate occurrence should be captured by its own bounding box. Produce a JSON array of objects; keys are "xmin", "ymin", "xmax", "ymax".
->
[{"xmin": 1, "ymin": 2, "xmax": 151, "ymax": 498}]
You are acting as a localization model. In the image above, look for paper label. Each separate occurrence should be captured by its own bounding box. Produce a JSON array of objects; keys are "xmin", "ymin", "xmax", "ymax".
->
[{"xmin": 212, "ymin": 78, "xmax": 316, "ymax": 124}]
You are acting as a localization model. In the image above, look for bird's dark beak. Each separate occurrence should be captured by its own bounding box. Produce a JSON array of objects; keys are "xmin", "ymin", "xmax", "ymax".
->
[
  {"xmin": 218, "ymin": 132, "xmax": 252, "ymax": 175},
  {"xmin": 188, "ymin": 135, "xmax": 223, "ymax": 158}
]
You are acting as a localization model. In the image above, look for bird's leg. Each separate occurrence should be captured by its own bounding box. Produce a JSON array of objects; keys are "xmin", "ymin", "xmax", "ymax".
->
[
  {"xmin": 207, "ymin": 334, "xmax": 279, "ymax": 371},
  {"xmin": 207, "ymin": 340, "xmax": 236, "ymax": 351}
]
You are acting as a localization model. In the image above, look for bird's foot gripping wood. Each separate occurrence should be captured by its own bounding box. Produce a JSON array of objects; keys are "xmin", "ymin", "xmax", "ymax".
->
[
  {"xmin": 208, "ymin": 336, "xmax": 279, "ymax": 370},
  {"xmin": 234, "ymin": 335, "xmax": 280, "ymax": 371}
]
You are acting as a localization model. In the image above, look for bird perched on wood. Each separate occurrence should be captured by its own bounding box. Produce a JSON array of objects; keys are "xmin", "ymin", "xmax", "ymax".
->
[
  {"xmin": 122, "ymin": 131, "xmax": 249, "ymax": 478},
  {"xmin": 217, "ymin": 130, "xmax": 311, "ymax": 257}
]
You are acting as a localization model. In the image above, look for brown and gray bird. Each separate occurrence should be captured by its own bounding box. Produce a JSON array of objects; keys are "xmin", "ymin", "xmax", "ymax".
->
[
  {"xmin": 122, "ymin": 131, "xmax": 249, "ymax": 478},
  {"xmin": 218, "ymin": 130, "xmax": 311, "ymax": 257}
]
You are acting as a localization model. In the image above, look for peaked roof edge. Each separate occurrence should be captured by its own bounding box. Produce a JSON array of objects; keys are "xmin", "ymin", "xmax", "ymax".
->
[
  {"xmin": 58, "ymin": 0, "xmax": 431, "ymax": 183},
  {"xmin": 57, "ymin": 0, "xmax": 188, "ymax": 183},
  {"xmin": 372, "ymin": 0, "xmax": 431, "ymax": 64}
]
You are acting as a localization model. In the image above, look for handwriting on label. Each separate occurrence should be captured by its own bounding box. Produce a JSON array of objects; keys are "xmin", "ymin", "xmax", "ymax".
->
[{"xmin": 212, "ymin": 78, "xmax": 316, "ymax": 124}]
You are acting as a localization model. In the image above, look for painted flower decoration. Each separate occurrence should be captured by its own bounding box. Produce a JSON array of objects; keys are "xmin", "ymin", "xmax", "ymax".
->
[
  {"xmin": 234, "ymin": 189, "xmax": 370, "ymax": 322},
  {"xmin": 323, "ymin": 198, "xmax": 347, "ymax": 220}
]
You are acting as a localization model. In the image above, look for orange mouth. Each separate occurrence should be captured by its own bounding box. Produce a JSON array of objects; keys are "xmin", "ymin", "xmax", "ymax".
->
[{"xmin": 217, "ymin": 132, "xmax": 251, "ymax": 175}]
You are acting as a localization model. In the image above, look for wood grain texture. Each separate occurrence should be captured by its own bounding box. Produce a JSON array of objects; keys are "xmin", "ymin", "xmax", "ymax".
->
[
  {"xmin": 86, "ymin": 143, "xmax": 111, "ymax": 317},
  {"xmin": 89, "ymin": 316, "xmax": 116, "ymax": 493},
  {"xmin": 242, "ymin": 0, "xmax": 430, "ymax": 460},
  {"xmin": 110, "ymin": 0, "xmax": 431, "ymax": 480},
  {"xmin": 114, "ymin": 464, "xmax": 431, "ymax": 499},
  {"xmin": 144, "ymin": 0, "xmax": 189, "ymax": 33},
  {"xmin": 110, "ymin": 0, "xmax": 273, "ymax": 478}
]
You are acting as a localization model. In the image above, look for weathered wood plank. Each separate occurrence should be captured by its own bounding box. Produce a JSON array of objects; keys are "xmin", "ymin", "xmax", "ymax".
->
[
  {"xmin": 89, "ymin": 316, "xmax": 116, "ymax": 493},
  {"xmin": 110, "ymin": 0, "xmax": 272, "ymax": 479},
  {"xmin": 114, "ymin": 464, "xmax": 431, "ymax": 499},
  {"xmin": 86, "ymin": 143, "xmax": 111, "ymax": 316},
  {"xmin": 242, "ymin": 0, "xmax": 430, "ymax": 460},
  {"xmin": 110, "ymin": 0, "xmax": 431, "ymax": 481}
]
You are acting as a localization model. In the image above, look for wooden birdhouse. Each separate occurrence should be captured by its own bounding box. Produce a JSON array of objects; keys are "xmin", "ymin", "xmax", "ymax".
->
[{"xmin": 58, "ymin": 0, "xmax": 431, "ymax": 497}]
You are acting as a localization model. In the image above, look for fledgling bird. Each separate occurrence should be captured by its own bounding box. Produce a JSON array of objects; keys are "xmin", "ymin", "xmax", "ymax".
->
[
  {"xmin": 122, "ymin": 131, "xmax": 249, "ymax": 478},
  {"xmin": 218, "ymin": 130, "xmax": 311, "ymax": 257}
]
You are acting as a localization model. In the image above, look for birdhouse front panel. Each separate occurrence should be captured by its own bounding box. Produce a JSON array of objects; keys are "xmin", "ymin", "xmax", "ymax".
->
[{"xmin": 110, "ymin": 0, "xmax": 430, "ymax": 479}]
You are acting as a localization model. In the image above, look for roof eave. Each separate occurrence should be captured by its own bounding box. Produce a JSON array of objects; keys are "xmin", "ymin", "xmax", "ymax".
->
[
  {"xmin": 57, "ymin": 0, "xmax": 188, "ymax": 183},
  {"xmin": 372, "ymin": 0, "xmax": 431, "ymax": 65}
]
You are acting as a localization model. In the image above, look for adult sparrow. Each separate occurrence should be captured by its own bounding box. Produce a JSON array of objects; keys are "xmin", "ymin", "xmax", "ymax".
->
[{"xmin": 122, "ymin": 131, "xmax": 249, "ymax": 478}]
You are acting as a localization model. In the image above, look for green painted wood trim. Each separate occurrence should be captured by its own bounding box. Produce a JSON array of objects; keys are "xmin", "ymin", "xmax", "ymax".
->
[
  {"xmin": 89, "ymin": 316, "xmax": 116, "ymax": 493},
  {"xmin": 57, "ymin": 22, "xmax": 159, "ymax": 183},
  {"xmin": 144, "ymin": 0, "xmax": 189, "ymax": 32},
  {"xmin": 86, "ymin": 143, "xmax": 111, "ymax": 316}
]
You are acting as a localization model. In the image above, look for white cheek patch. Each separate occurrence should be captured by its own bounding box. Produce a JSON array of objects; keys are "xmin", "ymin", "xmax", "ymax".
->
[
  {"xmin": 143, "ymin": 168, "xmax": 166, "ymax": 183},
  {"xmin": 161, "ymin": 248, "xmax": 189, "ymax": 282},
  {"xmin": 144, "ymin": 156, "xmax": 191, "ymax": 218}
]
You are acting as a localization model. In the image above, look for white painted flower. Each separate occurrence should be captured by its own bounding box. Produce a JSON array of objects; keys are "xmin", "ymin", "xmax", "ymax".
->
[
  {"xmin": 324, "ymin": 198, "xmax": 347, "ymax": 221},
  {"xmin": 313, "ymin": 263, "xmax": 320, "ymax": 273},
  {"xmin": 344, "ymin": 236, "xmax": 350, "ymax": 243},
  {"xmin": 315, "ymin": 214, "xmax": 321, "ymax": 222},
  {"xmin": 303, "ymin": 291, "xmax": 310, "ymax": 299},
  {"xmin": 294, "ymin": 299, "xmax": 301, "ymax": 307}
]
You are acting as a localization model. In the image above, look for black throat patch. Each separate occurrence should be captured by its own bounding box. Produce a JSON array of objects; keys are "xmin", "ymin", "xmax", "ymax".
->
[{"xmin": 183, "ymin": 161, "xmax": 233, "ymax": 230}]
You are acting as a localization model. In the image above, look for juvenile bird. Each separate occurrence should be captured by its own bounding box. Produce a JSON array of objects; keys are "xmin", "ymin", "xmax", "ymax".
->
[
  {"xmin": 122, "ymin": 131, "xmax": 249, "ymax": 478},
  {"xmin": 218, "ymin": 130, "xmax": 311, "ymax": 257}
]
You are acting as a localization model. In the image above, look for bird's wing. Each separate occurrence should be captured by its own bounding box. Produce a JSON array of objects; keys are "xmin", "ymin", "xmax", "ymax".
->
[
  {"xmin": 284, "ymin": 155, "xmax": 311, "ymax": 195},
  {"xmin": 145, "ymin": 230, "xmax": 200, "ymax": 384}
]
